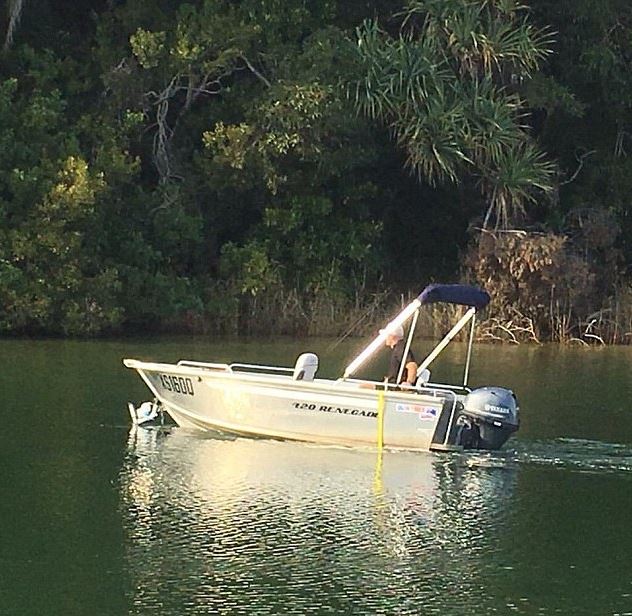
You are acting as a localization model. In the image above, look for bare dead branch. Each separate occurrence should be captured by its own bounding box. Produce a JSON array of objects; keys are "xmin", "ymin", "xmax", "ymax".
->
[
  {"xmin": 568, "ymin": 337, "xmax": 589, "ymax": 347},
  {"xmin": 560, "ymin": 149, "xmax": 596, "ymax": 186},
  {"xmin": 241, "ymin": 55, "xmax": 271, "ymax": 88},
  {"xmin": 4, "ymin": 0, "xmax": 25, "ymax": 51}
]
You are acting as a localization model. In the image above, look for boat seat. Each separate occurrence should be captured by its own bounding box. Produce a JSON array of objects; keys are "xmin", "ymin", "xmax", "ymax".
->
[
  {"xmin": 416, "ymin": 368, "xmax": 431, "ymax": 387},
  {"xmin": 293, "ymin": 353, "xmax": 319, "ymax": 381}
]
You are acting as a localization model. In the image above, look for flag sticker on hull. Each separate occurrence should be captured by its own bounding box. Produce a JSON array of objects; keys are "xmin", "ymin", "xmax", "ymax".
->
[{"xmin": 395, "ymin": 403, "xmax": 439, "ymax": 422}]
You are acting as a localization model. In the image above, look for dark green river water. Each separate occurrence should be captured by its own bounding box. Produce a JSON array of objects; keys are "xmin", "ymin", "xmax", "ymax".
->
[{"xmin": 1, "ymin": 337, "xmax": 632, "ymax": 615}]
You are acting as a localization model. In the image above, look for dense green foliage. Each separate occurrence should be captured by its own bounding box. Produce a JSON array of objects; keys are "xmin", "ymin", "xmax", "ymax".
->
[
  {"xmin": 352, "ymin": 1, "xmax": 556, "ymax": 228},
  {"xmin": 1, "ymin": 0, "xmax": 632, "ymax": 339}
]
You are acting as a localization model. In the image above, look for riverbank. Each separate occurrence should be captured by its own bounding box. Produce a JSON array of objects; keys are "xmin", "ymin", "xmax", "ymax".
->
[
  {"xmin": 4, "ymin": 289, "xmax": 632, "ymax": 345},
  {"xmin": 150, "ymin": 283, "xmax": 632, "ymax": 346},
  {"xmin": 4, "ymin": 273, "xmax": 632, "ymax": 345}
]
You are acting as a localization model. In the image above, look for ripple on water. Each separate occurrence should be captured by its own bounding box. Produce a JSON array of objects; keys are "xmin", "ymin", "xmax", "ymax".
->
[
  {"xmin": 461, "ymin": 437, "xmax": 632, "ymax": 476},
  {"xmin": 119, "ymin": 428, "xmax": 632, "ymax": 615}
]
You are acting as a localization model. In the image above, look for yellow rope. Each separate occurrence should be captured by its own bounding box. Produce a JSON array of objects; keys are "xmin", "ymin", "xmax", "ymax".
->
[{"xmin": 376, "ymin": 386, "xmax": 386, "ymax": 450}]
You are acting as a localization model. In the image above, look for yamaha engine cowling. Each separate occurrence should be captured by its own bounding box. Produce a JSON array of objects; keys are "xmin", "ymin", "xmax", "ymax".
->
[{"xmin": 458, "ymin": 387, "xmax": 519, "ymax": 450}]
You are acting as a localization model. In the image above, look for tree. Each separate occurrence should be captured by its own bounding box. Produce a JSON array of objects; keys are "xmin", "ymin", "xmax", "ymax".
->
[
  {"xmin": 352, "ymin": 0, "xmax": 556, "ymax": 229},
  {"xmin": 197, "ymin": 23, "xmax": 386, "ymax": 302},
  {"xmin": 527, "ymin": 1, "xmax": 632, "ymax": 257}
]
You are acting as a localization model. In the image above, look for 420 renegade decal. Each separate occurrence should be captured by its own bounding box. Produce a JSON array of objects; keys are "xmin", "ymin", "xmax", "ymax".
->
[{"xmin": 292, "ymin": 401, "xmax": 377, "ymax": 418}]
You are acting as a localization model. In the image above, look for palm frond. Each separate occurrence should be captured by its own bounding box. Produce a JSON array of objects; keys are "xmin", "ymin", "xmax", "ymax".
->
[
  {"xmin": 351, "ymin": 2, "xmax": 555, "ymax": 229},
  {"xmin": 481, "ymin": 140, "xmax": 556, "ymax": 228}
]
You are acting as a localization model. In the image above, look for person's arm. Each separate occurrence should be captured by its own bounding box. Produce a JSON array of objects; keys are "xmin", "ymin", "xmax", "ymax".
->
[{"xmin": 404, "ymin": 361, "xmax": 418, "ymax": 385}]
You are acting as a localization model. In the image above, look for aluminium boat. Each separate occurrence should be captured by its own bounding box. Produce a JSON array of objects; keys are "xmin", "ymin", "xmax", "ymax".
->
[{"xmin": 124, "ymin": 284, "xmax": 519, "ymax": 452}]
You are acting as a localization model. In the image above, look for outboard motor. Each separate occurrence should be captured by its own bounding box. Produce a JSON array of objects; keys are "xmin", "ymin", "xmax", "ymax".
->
[{"xmin": 458, "ymin": 387, "xmax": 519, "ymax": 450}]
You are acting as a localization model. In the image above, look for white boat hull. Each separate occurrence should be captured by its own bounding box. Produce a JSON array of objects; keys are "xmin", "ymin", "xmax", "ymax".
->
[{"xmin": 124, "ymin": 360, "xmax": 457, "ymax": 452}]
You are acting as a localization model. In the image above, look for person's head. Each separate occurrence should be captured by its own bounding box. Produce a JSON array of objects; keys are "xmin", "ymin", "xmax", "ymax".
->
[{"xmin": 380, "ymin": 324, "xmax": 404, "ymax": 347}]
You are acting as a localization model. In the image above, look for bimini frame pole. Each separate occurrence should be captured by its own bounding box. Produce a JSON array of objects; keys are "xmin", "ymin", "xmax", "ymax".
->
[
  {"xmin": 396, "ymin": 308, "xmax": 419, "ymax": 384},
  {"xmin": 416, "ymin": 307, "xmax": 476, "ymax": 377},
  {"xmin": 462, "ymin": 310, "xmax": 477, "ymax": 388}
]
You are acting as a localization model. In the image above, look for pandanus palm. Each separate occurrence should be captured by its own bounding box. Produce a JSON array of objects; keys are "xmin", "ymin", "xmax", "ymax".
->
[{"xmin": 353, "ymin": 0, "xmax": 555, "ymax": 229}]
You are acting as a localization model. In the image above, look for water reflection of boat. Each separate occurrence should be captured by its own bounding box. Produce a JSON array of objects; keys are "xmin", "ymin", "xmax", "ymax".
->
[
  {"xmin": 125, "ymin": 426, "xmax": 438, "ymax": 506},
  {"xmin": 121, "ymin": 429, "xmax": 518, "ymax": 613},
  {"xmin": 123, "ymin": 428, "xmax": 516, "ymax": 532},
  {"xmin": 124, "ymin": 284, "xmax": 520, "ymax": 452}
]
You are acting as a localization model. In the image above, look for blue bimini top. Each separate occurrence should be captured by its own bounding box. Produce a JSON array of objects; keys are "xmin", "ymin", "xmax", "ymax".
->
[{"xmin": 416, "ymin": 284, "xmax": 490, "ymax": 310}]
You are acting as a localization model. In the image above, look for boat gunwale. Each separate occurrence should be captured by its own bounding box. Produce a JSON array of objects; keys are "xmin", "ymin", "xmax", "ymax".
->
[{"xmin": 123, "ymin": 358, "xmax": 462, "ymax": 403}]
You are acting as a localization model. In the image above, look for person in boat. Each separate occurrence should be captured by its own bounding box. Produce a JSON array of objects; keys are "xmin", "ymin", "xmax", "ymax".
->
[{"xmin": 381, "ymin": 324, "xmax": 418, "ymax": 386}]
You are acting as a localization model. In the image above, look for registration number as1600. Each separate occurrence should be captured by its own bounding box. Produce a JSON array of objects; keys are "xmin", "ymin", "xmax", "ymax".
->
[{"xmin": 159, "ymin": 374, "xmax": 195, "ymax": 396}]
